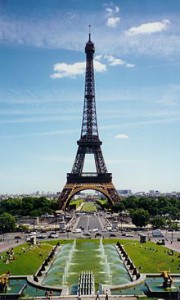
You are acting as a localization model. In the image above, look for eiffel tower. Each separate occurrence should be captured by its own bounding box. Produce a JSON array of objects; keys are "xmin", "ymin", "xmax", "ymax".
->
[{"xmin": 58, "ymin": 29, "xmax": 120, "ymax": 210}]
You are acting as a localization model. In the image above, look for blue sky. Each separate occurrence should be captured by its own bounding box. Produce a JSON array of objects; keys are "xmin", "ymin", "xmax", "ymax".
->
[{"xmin": 0, "ymin": 0, "xmax": 180, "ymax": 194}]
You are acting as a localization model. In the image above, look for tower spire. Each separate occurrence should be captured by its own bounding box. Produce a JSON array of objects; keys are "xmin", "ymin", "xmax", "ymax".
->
[{"xmin": 89, "ymin": 25, "xmax": 91, "ymax": 41}]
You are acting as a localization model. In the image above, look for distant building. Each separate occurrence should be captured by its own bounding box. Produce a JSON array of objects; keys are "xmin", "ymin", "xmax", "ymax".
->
[
  {"xmin": 118, "ymin": 190, "xmax": 132, "ymax": 196},
  {"xmin": 149, "ymin": 190, "xmax": 161, "ymax": 196}
]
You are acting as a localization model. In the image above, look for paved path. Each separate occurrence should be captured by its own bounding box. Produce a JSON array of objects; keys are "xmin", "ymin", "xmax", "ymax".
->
[
  {"xmin": 0, "ymin": 239, "xmax": 180, "ymax": 253},
  {"xmin": 164, "ymin": 240, "xmax": 180, "ymax": 253},
  {"xmin": 0, "ymin": 241, "xmax": 24, "ymax": 253},
  {"xmin": 34, "ymin": 297, "xmax": 138, "ymax": 300}
]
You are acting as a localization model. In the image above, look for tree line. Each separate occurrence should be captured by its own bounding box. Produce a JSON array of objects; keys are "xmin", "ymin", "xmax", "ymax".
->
[
  {"xmin": 0, "ymin": 196, "xmax": 58, "ymax": 233},
  {"xmin": 0, "ymin": 194, "xmax": 179, "ymax": 232},
  {"xmin": 111, "ymin": 195, "xmax": 180, "ymax": 228}
]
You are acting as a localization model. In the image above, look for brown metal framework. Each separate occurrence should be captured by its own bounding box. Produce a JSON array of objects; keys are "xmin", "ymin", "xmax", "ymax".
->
[{"xmin": 58, "ymin": 30, "xmax": 120, "ymax": 210}]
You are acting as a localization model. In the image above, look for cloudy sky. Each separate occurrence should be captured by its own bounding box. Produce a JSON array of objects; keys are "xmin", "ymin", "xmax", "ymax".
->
[{"xmin": 0, "ymin": 0, "xmax": 180, "ymax": 195}]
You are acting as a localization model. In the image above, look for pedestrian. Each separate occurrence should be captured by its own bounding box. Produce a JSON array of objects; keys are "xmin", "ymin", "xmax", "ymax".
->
[
  {"xmin": 49, "ymin": 290, "xmax": 53, "ymax": 299},
  {"xmin": 45, "ymin": 290, "xmax": 49, "ymax": 299},
  {"xmin": 96, "ymin": 290, "xmax": 100, "ymax": 300},
  {"xmin": 77, "ymin": 293, "xmax": 81, "ymax": 300},
  {"xmin": 105, "ymin": 291, "xmax": 108, "ymax": 300}
]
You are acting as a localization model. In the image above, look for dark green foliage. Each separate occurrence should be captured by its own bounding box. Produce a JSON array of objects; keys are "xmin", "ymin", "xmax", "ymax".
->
[
  {"xmin": 130, "ymin": 208, "xmax": 150, "ymax": 228},
  {"xmin": 0, "ymin": 197, "xmax": 58, "ymax": 217},
  {"xmin": 116, "ymin": 195, "xmax": 180, "ymax": 224},
  {"xmin": 0, "ymin": 212, "xmax": 16, "ymax": 232},
  {"xmin": 151, "ymin": 215, "xmax": 166, "ymax": 228}
]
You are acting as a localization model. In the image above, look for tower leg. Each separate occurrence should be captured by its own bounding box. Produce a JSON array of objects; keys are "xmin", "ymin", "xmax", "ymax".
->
[{"xmin": 58, "ymin": 182, "xmax": 120, "ymax": 210}]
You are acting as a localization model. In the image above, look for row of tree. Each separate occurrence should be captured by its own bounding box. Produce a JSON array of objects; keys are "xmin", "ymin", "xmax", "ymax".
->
[
  {"xmin": 0, "ymin": 196, "xmax": 57, "ymax": 217},
  {"xmin": 0, "ymin": 194, "xmax": 179, "ymax": 232},
  {"xmin": 111, "ymin": 195, "xmax": 180, "ymax": 228},
  {"xmin": 0, "ymin": 196, "xmax": 58, "ymax": 233}
]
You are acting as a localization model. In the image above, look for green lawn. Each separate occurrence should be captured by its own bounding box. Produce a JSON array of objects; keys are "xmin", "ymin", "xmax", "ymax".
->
[
  {"xmin": 0, "ymin": 238, "xmax": 179, "ymax": 275},
  {"xmin": 81, "ymin": 201, "xmax": 97, "ymax": 212},
  {"xmin": 0, "ymin": 242, "xmax": 53, "ymax": 275},
  {"xmin": 123, "ymin": 240, "xmax": 179, "ymax": 273}
]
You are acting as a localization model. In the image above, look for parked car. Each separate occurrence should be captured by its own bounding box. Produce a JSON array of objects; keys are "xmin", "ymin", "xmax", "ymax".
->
[
  {"xmin": 37, "ymin": 234, "xmax": 47, "ymax": 239},
  {"xmin": 152, "ymin": 229, "xmax": 164, "ymax": 237},
  {"xmin": 125, "ymin": 233, "xmax": 134, "ymax": 237},
  {"xmin": 109, "ymin": 233, "xmax": 116, "ymax": 237},
  {"xmin": 29, "ymin": 231, "xmax": 37, "ymax": 236},
  {"xmin": 73, "ymin": 228, "xmax": 82, "ymax": 233},
  {"xmin": 91, "ymin": 228, "xmax": 98, "ymax": 232},
  {"xmin": 14, "ymin": 236, "xmax": 22, "ymax": 239},
  {"xmin": 83, "ymin": 232, "xmax": 91, "ymax": 236},
  {"xmin": 48, "ymin": 232, "xmax": 58, "ymax": 238},
  {"xmin": 95, "ymin": 232, "xmax": 102, "ymax": 238}
]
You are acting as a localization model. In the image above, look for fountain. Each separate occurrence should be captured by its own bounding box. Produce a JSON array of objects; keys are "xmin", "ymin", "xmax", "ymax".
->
[
  {"xmin": 1, "ymin": 239, "xmax": 180, "ymax": 299},
  {"xmin": 39, "ymin": 239, "xmax": 132, "ymax": 294},
  {"xmin": 99, "ymin": 238, "xmax": 112, "ymax": 283},
  {"xmin": 62, "ymin": 239, "xmax": 76, "ymax": 284},
  {"xmin": 42, "ymin": 240, "xmax": 76, "ymax": 288}
]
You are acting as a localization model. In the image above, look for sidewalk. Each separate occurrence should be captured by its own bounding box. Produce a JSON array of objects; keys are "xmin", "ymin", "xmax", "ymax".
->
[
  {"xmin": 0, "ymin": 241, "xmax": 24, "ymax": 253},
  {"xmin": 164, "ymin": 240, "xmax": 180, "ymax": 253},
  {"xmin": 33, "ymin": 297, "xmax": 138, "ymax": 300}
]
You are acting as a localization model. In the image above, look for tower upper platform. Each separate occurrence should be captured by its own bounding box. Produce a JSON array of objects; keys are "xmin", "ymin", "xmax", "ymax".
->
[{"xmin": 85, "ymin": 33, "xmax": 95, "ymax": 53}]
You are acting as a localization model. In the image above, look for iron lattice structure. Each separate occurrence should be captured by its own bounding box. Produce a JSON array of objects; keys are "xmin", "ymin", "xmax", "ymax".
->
[{"xmin": 58, "ymin": 32, "xmax": 120, "ymax": 210}]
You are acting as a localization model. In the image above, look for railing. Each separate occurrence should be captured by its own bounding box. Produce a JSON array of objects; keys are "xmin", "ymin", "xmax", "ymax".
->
[{"xmin": 81, "ymin": 172, "xmax": 98, "ymax": 177}]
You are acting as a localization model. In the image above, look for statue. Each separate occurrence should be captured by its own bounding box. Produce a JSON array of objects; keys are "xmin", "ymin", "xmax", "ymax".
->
[
  {"xmin": 160, "ymin": 270, "xmax": 173, "ymax": 288},
  {"xmin": 0, "ymin": 271, "xmax": 10, "ymax": 292}
]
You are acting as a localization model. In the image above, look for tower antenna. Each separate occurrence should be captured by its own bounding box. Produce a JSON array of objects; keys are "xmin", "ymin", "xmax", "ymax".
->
[{"xmin": 89, "ymin": 25, "xmax": 91, "ymax": 41}]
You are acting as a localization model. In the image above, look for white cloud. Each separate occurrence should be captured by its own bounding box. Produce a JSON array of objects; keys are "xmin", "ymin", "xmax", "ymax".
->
[
  {"xmin": 115, "ymin": 134, "xmax": 129, "ymax": 139},
  {"xmin": 126, "ymin": 63, "xmax": 135, "ymax": 68},
  {"xmin": 0, "ymin": 12, "xmax": 179, "ymax": 57},
  {"xmin": 51, "ymin": 60, "xmax": 107, "ymax": 79},
  {"xmin": 126, "ymin": 19, "xmax": 170, "ymax": 36},
  {"xmin": 95, "ymin": 55, "xmax": 135, "ymax": 68},
  {"xmin": 106, "ymin": 8, "xmax": 113, "ymax": 16},
  {"xmin": 51, "ymin": 55, "xmax": 134, "ymax": 79},
  {"xmin": 94, "ymin": 60, "xmax": 107, "ymax": 72},
  {"xmin": 51, "ymin": 62, "xmax": 85, "ymax": 79},
  {"xmin": 105, "ymin": 4, "xmax": 120, "ymax": 28},
  {"xmin": 115, "ymin": 6, "xmax": 120, "ymax": 13},
  {"xmin": 104, "ymin": 55, "xmax": 125, "ymax": 66},
  {"xmin": 106, "ymin": 17, "xmax": 120, "ymax": 28}
]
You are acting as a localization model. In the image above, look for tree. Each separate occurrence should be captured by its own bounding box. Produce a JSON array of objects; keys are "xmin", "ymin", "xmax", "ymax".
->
[
  {"xmin": 151, "ymin": 215, "xmax": 166, "ymax": 228},
  {"xmin": 0, "ymin": 198, "xmax": 22, "ymax": 215},
  {"xmin": 131, "ymin": 208, "xmax": 150, "ymax": 228},
  {"xmin": 112, "ymin": 202, "xmax": 125, "ymax": 213},
  {"xmin": 0, "ymin": 213, "xmax": 16, "ymax": 232}
]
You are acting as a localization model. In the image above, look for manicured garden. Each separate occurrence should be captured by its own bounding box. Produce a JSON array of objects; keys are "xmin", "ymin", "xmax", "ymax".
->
[
  {"xmin": 81, "ymin": 201, "xmax": 97, "ymax": 212},
  {"xmin": 122, "ymin": 240, "xmax": 179, "ymax": 273},
  {"xmin": 0, "ymin": 242, "xmax": 53, "ymax": 275},
  {"xmin": 0, "ymin": 238, "xmax": 179, "ymax": 276}
]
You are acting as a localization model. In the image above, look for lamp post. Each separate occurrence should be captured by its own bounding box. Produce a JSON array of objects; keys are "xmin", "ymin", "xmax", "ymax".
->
[
  {"xmin": 2, "ymin": 225, "xmax": 5, "ymax": 241},
  {"xmin": 171, "ymin": 230, "xmax": 174, "ymax": 244}
]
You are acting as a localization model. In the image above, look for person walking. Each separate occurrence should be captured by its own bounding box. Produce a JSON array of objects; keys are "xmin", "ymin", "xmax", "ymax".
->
[
  {"xmin": 49, "ymin": 290, "xmax": 53, "ymax": 299},
  {"xmin": 96, "ymin": 290, "xmax": 100, "ymax": 300},
  {"xmin": 45, "ymin": 290, "xmax": 49, "ymax": 299}
]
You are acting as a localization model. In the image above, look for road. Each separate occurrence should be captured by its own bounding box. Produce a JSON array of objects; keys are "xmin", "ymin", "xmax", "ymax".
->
[
  {"xmin": 0, "ymin": 213, "xmax": 179, "ymax": 253},
  {"xmin": 74, "ymin": 213, "xmax": 105, "ymax": 232}
]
